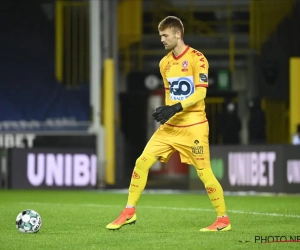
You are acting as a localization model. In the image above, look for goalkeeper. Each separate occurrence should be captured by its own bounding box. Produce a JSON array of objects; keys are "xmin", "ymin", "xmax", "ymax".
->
[{"xmin": 106, "ymin": 16, "xmax": 231, "ymax": 232}]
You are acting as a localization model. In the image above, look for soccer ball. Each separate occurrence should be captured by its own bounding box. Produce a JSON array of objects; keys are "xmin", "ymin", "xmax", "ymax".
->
[{"xmin": 16, "ymin": 209, "xmax": 42, "ymax": 233}]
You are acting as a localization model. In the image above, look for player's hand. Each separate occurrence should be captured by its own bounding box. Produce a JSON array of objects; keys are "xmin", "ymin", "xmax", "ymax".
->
[{"xmin": 152, "ymin": 103, "xmax": 183, "ymax": 124}]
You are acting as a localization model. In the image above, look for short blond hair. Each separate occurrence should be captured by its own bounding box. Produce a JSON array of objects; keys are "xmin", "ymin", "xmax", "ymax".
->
[{"xmin": 158, "ymin": 16, "xmax": 184, "ymax": 38}]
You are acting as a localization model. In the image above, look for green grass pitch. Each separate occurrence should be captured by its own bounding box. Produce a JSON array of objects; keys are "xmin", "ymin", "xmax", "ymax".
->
[{"xmin": 1, "ymin": 190, "xmax": 300, "ymax": 250}]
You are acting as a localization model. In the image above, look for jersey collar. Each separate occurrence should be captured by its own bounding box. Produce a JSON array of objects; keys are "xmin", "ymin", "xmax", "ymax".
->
[{"xmin": 172, "ymin": 45, "xmax": 190, "ymax": 60}]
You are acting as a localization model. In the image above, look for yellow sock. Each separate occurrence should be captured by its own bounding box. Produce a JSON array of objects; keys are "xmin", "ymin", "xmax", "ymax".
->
[
  {"xmin": 197, "ymin": 168, "xmax": 227, "ymax": 217},
  {"xmin": 127, "ymin": 152, "xmax": 157, "ymax": 206}
]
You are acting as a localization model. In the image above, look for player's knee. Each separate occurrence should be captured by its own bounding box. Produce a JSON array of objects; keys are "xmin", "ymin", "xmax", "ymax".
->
[
  {"xmin": 197, "ymin": 168, "xmax": 218, "ymax": 183},
  {"xmin": 135, "ymin": 152, "xmax": 157, "ymax": 171}
]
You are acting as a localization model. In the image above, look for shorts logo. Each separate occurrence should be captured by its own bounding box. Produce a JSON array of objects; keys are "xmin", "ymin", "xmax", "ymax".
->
[
  {"xmin": 191, "ymin": 139, "xmax": 203, "ymax": 155},
  {"xmin": 200, "ymin": 73, "xmax": 208, "ymax": 82},
  {"xmin": 132, "ymin": 171, "xmax": 140, "ymax": 179},
  {"xmin": 206, "ymin": 187, "xmax": 216, "ymax": 194},
  {"xmin": 168, "ymin": 76, "xmax": 195, "ymax": 101}
]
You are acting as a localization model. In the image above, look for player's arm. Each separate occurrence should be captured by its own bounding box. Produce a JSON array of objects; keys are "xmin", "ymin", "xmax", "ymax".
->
[
  {"xmin": 159, "ymin": 59, "xmax": 170, "ymax": 105},
  {"xmin": 180, "ymin": 87, "xmax": 207, "ymax": 109},
  {"xmin": 180, "ymin": 54, "xmax": 209, "ymax": 109},
  {"xmin": 153, "ymin": 59, "xmax": 174, "ymax": 123}
]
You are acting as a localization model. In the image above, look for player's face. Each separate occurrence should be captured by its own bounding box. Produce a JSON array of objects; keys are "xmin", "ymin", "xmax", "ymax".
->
[{"xmin": 159, "ymin": 28, "xmax": 178, "ymax": 50}]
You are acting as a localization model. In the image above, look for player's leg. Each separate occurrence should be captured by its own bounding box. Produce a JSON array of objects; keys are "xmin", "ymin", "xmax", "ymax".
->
[
  {"xmin": 127, "ymin": 125, "xmax": 175, "ymax": 207},
  {"xmin": 194, "ymin": 122, "xmax": 230, "ymax": 232},
  {"xmin": 175, "ymin": 122, "xmax": 231, "ymax": 232},
  {"xmin": 105, "ymin": 151, "xmax": 157, "ymax": 230},
  {"xmin": 106, "ymin": 126, "xmax": 174, "ymax": 230},
  {"xmin": 126, "ymin": 152, "xmax": 157, "ymax": 207},
  {"xmin": 197, "ymin": 168, "xmax": 231, "ymax": 232}
]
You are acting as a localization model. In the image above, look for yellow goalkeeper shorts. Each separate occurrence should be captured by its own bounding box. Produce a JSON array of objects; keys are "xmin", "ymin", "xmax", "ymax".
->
[{"xmin": 143, "ymin": 120, "xmax": 211, "ymax": 170}]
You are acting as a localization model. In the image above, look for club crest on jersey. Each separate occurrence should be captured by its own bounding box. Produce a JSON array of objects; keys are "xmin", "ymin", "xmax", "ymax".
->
[
  {"xmin": 182, "ymin": 60, "xmax": 188, "ymax": 68},
  {"xmin": 168, "ymin": 76, "xmax": 195, "ymax": 101},
  {"xmin": 181, "ymin": 60, "xmax": 188, "ymax": 72}
]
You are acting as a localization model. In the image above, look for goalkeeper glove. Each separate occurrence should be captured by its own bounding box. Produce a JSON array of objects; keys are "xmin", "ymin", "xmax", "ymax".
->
[{"xmin": 152, "ymin": 103, "xmax": 183, "ymax": 124}]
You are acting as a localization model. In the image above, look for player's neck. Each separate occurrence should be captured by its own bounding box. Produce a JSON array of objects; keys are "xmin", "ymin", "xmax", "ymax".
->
[{"xmin": 172, "ymin": 42, "xmax": 187, "ymax": 57}]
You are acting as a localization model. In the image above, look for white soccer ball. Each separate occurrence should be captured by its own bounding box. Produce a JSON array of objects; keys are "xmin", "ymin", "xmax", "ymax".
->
[{"xmin": 16, "ymin": 209, "xmax": 42, "ymax": 233}]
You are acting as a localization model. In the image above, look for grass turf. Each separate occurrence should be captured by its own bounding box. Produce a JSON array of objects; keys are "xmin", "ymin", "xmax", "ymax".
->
[{"xmin": 0, "ymin": 190, "xmax": 300, "ymax": 250}]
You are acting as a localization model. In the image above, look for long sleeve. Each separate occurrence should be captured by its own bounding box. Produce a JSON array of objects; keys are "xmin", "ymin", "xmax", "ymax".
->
[{"xmin": 180, "ymin": 87, "xmax": 207, "ymax": 109}]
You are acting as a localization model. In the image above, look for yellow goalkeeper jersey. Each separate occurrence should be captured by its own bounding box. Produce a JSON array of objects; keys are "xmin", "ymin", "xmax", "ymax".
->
[{"xmin": 159, "ymin": 46, "xmax": 209, "ymax": 127}]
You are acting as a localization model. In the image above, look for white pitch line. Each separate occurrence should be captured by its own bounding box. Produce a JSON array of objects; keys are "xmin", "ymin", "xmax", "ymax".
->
[{"xmin": 16, "ymin": 202, "xmax": 300, "ymax": 219}]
